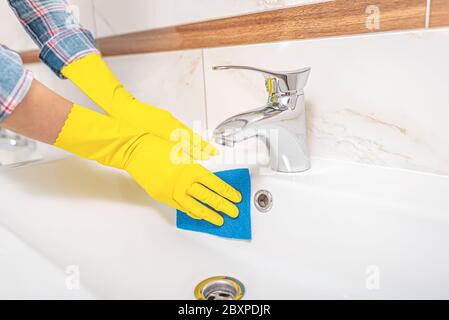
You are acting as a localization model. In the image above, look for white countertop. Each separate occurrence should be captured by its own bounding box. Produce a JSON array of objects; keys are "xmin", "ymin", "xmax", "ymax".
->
[{"xmin": 1, "ymin": 155, "xmax": 449, "ymax": 299}]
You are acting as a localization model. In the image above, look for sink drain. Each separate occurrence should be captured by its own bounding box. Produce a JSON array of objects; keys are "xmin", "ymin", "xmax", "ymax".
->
[
  {"xmin": 194, "ymin": 276, "xmax": 245, "ymax": 300},
  {"xmin": 254, "ymin": 190, "xmax": 273, "ymax": 213}
]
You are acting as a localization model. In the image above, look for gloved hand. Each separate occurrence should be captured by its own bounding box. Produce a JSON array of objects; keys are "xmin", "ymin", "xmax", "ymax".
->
[
  {"xmin": 62, "ymin": 54, "xmax": 217, "ymax": 160},
  {"xmin": 54, "ymin": 104, "xmax": 241, "ymax": 226}
]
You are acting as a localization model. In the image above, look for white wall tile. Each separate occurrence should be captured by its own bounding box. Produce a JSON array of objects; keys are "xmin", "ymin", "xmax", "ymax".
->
[
  {"xmin": 0, "ymin": 0, "xmax": 96, "ymax": 52},
  {"xmin": 26, "ymin": 63, "xmax": 99, "ymax": 111},
  {"xmin": 203, "ymin": 29, "xmax": 449, "ymax": 175},
  {"xmin": 93, "ymin": 0, "xmax": 330, "ymax": 37},
  {"xmin": 0, "ymin": 1, "xmax": 36, "ymax": 51},
  {"xmin": 26, "ymin": 48, "xmax": 208, "ymax": 128},
  {"xmin": 24, "ymin": 49, "xmax": 207, "ymax": 162},
  {"xmin": 104, "ymin": 50, "xmax": 207, "ymax": 128},
  {"xmin": 69, "ymin": 0, "xmax": 97, "ymax": 35}
]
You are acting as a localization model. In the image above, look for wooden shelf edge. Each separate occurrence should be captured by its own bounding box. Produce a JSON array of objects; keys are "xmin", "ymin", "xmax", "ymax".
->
[{"xmin": 21, "ymin": 0, "xmax": 428, "ymax": 64}]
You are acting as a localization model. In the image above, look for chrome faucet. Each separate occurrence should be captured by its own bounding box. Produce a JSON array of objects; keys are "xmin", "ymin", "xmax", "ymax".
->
[
  {"xmin": 0, "ymin": 129, "xmax": 37, "ymax": 166},
  {"xmin": 212, "ymin": 65, "xmax": 311, "ymax": 173},
  {"xmin": 0, "ymin": 129, "xmax": 32, "ymax": 149}
]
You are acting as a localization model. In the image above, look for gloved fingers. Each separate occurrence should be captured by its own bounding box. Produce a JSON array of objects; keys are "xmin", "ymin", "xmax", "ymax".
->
[
  {"xmin": 187, "ymin": 183, "xmax": 239, "ymax": 219},
  {"xmin": 196, "ymin": 168, "xmax": 242, "ymax": 203},
  {"xmin": 183, "ymin": 209, "xmax": 202, "ymax": 220},
  {"xmin": 182, "ymin": 196, "xmax": 225, "ymax": 226},
  {"xmin": 175, "ymin": 201, "xmax": 202, "ymax": 220}
]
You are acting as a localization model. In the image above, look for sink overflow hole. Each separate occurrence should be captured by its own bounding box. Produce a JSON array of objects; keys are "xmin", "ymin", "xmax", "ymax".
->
[{"xmin": 254, "ymin": 190, "xmax": 273, "ymax": 213}]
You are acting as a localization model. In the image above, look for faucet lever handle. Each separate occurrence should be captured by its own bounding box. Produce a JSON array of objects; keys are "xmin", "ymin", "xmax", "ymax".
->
[{"xmin": 213, "ymin": 65, "xmax": 311, "ymax": 95}]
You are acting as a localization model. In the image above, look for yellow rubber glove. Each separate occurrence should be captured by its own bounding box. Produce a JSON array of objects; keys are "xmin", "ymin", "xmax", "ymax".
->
[
  {"xmin": 54, "ymin": 104, "xmax": 241, "ymax": 226},
  {"xmin": 61, "ymin": 54, "xmax": 217, "ymax": 160}
]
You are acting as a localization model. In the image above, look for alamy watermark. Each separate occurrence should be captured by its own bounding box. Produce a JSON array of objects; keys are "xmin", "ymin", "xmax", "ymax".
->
[
  {"xmin": 65, "ymin": 265, "xmax": 80, "ymax": 290},
  {"xmin": 365, "ymin": 265, "xmax": 381, "ymax": 290},
  {"xmin": 366, "ymin": 5, "xmax": 381, "ymax": 31},
  {"xmin": 169, "ymin": 123, "xmax": 281, "ymax": 176}
]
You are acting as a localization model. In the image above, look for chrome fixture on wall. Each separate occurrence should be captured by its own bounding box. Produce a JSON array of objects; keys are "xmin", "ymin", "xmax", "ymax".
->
[
  {"xmin": 0, "ymin": 129, "xmax": 32, "ymax": 149},
  {"xmin": 0, "ymin": 129, "xmax": 37, "ymax": 167},
  {"xmin": 213, "ymin": 65, "xmax": 311, "ymax": 173}
]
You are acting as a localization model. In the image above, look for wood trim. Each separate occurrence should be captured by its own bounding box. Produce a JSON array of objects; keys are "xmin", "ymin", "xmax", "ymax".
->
[
  {"xmin": 430, "ymin": 0, "xmax": 449, "ymax": 27},
  {"xmin": 20, "ymin": 0, "xmax": 427, "ymax": 64}
]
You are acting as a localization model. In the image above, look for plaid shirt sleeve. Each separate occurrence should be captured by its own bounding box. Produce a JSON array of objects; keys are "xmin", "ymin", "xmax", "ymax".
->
[
  {"xmin": 8, "ymin": 0, "xmax": 100, "ymax": 78},
  {"xmin": 0, "ymin": 45, "xmax": 33, "ymax": 122}
]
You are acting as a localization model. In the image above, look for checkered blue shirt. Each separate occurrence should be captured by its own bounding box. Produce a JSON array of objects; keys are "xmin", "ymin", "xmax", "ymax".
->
[{"xmin": 0, "ymin": 0, "xmax": 99, "ymax": 122}]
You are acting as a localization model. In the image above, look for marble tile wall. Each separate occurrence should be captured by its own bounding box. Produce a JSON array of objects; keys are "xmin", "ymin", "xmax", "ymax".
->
[
  {"xmin": 203, "ymin": 28, "xmax": 449, "ymax": 175},
  {"xmin": 103, "ymin": 50, "xmax": 207, "ymax": 128},
  {"xmin": 2, "ymin": 1, "xmax": 448, "ymax": 175},
  {"xmin": 0, "ymin": 0, "xmax": 35, "ymax": 51}
]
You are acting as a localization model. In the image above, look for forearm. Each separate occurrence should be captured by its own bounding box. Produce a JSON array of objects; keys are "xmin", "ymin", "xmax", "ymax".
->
[
  {"xmin": 1, "ymin": 79, "xmax": 72, "ymax": 145},
  {"xmin": 0, "ymin": 70, "xmax": 239, "ymax": 226}
]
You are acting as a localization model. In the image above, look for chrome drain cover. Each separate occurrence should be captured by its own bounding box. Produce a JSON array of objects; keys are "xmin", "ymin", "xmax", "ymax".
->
[
  {"xmin": 195, "ymin": 276, "xmax": 245, "ymax": 300},
  {"xmin": 254, "ymin": 190, "xmax": 273, "ymax": 213}
]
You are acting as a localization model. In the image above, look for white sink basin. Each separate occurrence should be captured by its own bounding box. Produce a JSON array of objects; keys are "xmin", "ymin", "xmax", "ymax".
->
[
  {"xmin": 1, "ymin": 156, "xmax": 448, "ymax": 299},
  {"xmin": 0, "ymin": 224, "xmax": 94, "ymax": 299},
  {"xmin": 0, "ymin": 140, "xmax": 68, "ymax": 167}
]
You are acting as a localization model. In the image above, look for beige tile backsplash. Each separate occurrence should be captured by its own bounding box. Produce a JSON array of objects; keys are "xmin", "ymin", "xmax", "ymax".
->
[
  {"xmin": 203, "ymin": 29, "xmax": 449, "ymax": 175},
  {"xmin": 26, "ymin": 28, "xmax": 449, "ymax": 176},
  {"xmin": 8, "ymin": 0, "xmax": 446, "ymax": 176}
]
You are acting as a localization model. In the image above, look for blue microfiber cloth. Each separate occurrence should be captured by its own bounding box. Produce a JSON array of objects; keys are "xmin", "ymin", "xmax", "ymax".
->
[{"xmin": 176, "ymin": 168, "xmax": 251, "ymax": 240}]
